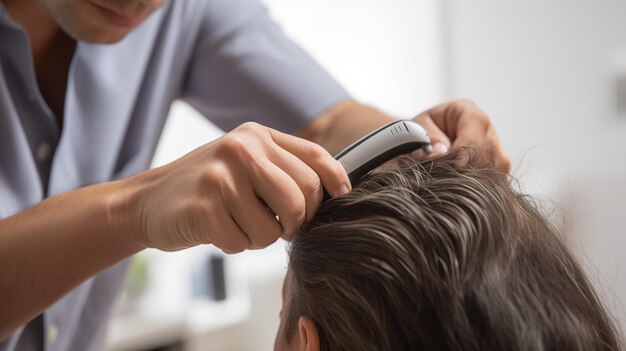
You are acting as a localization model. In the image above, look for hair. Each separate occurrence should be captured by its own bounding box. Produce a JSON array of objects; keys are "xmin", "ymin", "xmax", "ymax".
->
[{"xmin": 284, "ymin": 150, "xmax": 622, "ymax": 351}]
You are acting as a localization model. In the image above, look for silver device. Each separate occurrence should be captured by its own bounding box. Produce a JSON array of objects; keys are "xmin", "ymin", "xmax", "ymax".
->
[{"xmin": 323, "ymin": 119, "xmax": 431, "ymax": 201}]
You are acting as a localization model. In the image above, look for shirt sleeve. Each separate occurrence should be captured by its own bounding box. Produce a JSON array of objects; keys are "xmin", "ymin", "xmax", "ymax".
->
[{"xmin": 180, "ymin": 0, "xmax": 350, "ymax": 133}]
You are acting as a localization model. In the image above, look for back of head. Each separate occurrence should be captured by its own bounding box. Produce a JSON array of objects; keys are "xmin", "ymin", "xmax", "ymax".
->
[{"xmin": 284, "ymin": 150, "xmax": 621, "ymax": 351}]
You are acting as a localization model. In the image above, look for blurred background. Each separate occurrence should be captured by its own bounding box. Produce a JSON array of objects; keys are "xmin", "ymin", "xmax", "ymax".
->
[{"xmin": 105, "ymin": 1, "xmax": 626, "ymax": 350}]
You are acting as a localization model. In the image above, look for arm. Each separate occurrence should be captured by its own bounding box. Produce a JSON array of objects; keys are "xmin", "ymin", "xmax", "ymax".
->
[
  {"xmin": 298, "ymin": 99, "xmax": 512, "ymax": 173},
  {"xmin": 296, "ymin": 100, "xmax": 394, "ymax": 156},
  {"xmin": 0, "ymin": 181, "xmax": 139, "ymax": 340},
  {"xmin": 0, "ymin": 123, "xmax": 350, "ymax": 340}
]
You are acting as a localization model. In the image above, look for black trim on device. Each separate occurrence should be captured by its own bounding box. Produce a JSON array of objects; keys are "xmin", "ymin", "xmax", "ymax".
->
[
  {"xmin": 321, "ymin": 140, "xmax": 429, "ymax": 202},
  {"xmin": 346, "ymin": 141, "xmax": 429, "ymax": 184}
]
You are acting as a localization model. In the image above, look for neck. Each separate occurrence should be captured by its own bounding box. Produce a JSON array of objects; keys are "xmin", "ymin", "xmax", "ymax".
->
[
  {"xmin": 4, "ymin": 0, "xmax": 76, "ymax": 127},
  {"xmin": 4, "ymin": 0, "xmax": 68, "ymax": 58}
]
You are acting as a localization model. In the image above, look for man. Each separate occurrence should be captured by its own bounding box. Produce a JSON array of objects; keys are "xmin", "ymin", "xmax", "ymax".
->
[
  {"xmin": 275, "ymin": 152, "xmax": 621, "ymax": 351},
  {"xmin": 0, "ymin": 0, "xmax": 510, "ymax": 350}
]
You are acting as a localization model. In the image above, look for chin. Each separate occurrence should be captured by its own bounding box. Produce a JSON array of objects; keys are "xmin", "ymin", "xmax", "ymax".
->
[
  {"xmin": 58, "ymin": 18, "xmax": 136, "ymax": 44},
  {"xmin": 54, "ymin": 2, "xmax": 155, "ymax": 44},
  {"xmin": 77, "ymin": 28, "xmax": 131, "ymax": 44}
]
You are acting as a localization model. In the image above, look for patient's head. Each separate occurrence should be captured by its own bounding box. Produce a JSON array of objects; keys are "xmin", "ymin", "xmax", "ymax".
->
[{"xmin": 274, "ymin": 150, "xmax": 621, "ymax": 351}]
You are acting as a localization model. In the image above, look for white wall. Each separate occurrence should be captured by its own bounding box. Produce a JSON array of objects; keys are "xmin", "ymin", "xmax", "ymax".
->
[
  {"xmin": 446, "ymin": 0, "xmax": 626, "ymax": 333},
  {"xmin": 446, "ymin": 1, "xmax": 626, "ymax": 183},
  {"xmin": 262, "ymin": 0, "xmax": 446, "ymax": 116}
]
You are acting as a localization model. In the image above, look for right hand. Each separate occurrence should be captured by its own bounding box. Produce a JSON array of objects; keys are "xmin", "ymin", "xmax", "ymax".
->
[{"xmin": 117, "ymin": 122, "xmax": 351, "ymax": 253}]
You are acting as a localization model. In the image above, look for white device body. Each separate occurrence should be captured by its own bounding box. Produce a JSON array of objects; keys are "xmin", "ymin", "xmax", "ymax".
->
[{"xmin": 335, "ymin": 119, "xmax": 431, "ymax": 185}]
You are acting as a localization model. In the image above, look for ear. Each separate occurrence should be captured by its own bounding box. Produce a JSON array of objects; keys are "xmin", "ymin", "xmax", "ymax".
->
[{"xmin": 297, "ymin": 316, "xmax": 320, "ymax": 351}]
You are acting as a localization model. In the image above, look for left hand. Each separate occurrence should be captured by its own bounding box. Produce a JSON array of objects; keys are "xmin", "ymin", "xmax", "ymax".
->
[{"xmin": 412, "ymin": 99, "xmax": 511, "ymax": 173}]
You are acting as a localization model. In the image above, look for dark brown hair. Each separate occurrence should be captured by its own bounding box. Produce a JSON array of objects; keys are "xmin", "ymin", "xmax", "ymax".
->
[{"xmin": 285, "ymin": 150, "xmax": 622, "ymax": 351}]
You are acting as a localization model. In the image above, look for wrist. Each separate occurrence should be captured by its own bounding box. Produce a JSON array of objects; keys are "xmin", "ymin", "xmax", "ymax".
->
[{"xmin": 104, "ymin": 177, "xmax": 146, "ymax": 253}]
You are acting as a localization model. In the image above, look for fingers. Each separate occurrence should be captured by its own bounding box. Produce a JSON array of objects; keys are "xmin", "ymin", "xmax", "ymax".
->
[
  {"xmin": 487, "ymin": 126, "xmax": 512, "ymax": 173},
  {"xmin": 211, "ymin": 123, "xmax": 351, "ymax": 250},
  {"xmin": 413, "ymin": 100, "xmax": 512, "ymax": 173},
  {"xmin": 208, "ymin": 211, "xmax": 251, "ymax": 254},
  {"xmin": 228, "ymin": 185, "xmax": 283, "ymax": 250},
  {"xmin": 450, "ymin": 108, "xmax": 490, "ymax": 150},
  {"xmin": 268, "ymin": 128, "xmax": 351, "ymax": 197},
  {"xmin": 413, "ymin": 113, "xmax": 451, "ymax": 156},
  {"xmin": 159, "ymin": 122, "xmax": 353, "ymax": 254},
  {"xmin": 269, "ymin": 146, "xmax": 323, "ymax": 223},
  {"xmin": 453, "ymin": 116, "xmax": 510, "ymax": 172},
  {"xmin": 251, "ymin": 159, "xmax": 306, "ymax": 240}
]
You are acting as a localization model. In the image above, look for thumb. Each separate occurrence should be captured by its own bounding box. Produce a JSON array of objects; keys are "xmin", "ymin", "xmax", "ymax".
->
[{"xmin": 413, "ymin": 113, "xmax": 451, "ymax": 156}]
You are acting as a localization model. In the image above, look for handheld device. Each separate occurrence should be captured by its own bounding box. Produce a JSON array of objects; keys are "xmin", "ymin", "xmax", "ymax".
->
[{"xmin": 323, "ymin": 119, "xmax": 431, "ymax": 201}]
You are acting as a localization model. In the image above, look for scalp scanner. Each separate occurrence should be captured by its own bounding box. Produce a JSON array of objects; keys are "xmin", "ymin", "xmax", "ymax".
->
[{"xmin": 322, "ymin": 119, "xmax": 431, "ymax": 201}]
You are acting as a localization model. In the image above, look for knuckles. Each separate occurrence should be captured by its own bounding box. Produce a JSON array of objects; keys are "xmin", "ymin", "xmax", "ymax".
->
[
  {"xmin": 301, "ymin": 144, "xmax": 347, "ymax": 186},
  {"xmin": 215, "ymin": 127, "xmax": 270, "ymax": 172},
  {"xmin": 248, "ymin": 230, "xmax": 280, "ymax": 249},
  {"xmin": 456, "ymin": 98, "xmax": 478, "ymax": 109},
  {"xmin": 220, "ymin": 238, "xmax": 249, "ymax": 254},
  {"xmin": 237, "ymin": 121, "xmax": 263, "ymax": 133},
  {"xmin": 498, "ymin": 152, "xmax": 513, "ymax": 173},
  {"xmin": 291, "ymin": 190, "xmax": 307, "ymax": 216},
  {"xmin": 281, "ymin": 192, "xmax": 306, "ymax": 234},
  {"xmin": 299, "ymin": 172, "xmax": 322, "ymax": 199},
  {"xmin": 217, "ymin": 134, "xmax": 256, "ymax": 162},
  {"xmin": 453, "ymin": 99, "xmax": 491, "ymax": 125},
  {"xmin": 476, "ymin": 111, "xmax": 491, "ymax": 126},
  {"xmin": 189, "ymin": 121, "xmax": 350, "ymax": 251},
  {"xmin": 198, "ymin": 162, "xmax": 231, "ymax": 194},
  {"xmin": 302, "ymin": 143, "xmax": 327, "ymax": 163}
]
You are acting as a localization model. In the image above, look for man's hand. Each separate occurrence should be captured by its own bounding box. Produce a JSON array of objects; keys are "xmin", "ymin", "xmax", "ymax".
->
[
  {"xmin": 412, "ymin": 99, "xmax": 511, "ymax": 173},
  {"xmin": 0, "ymin": 121, "xmax": 350, "ymax": 338},
  {"xmin": 117, "ymin": 122, "xmax": 351, "ymax": 253},
  {"xmin": 299, "ymin": 99, "xmax": 510, "ymax": 173}
]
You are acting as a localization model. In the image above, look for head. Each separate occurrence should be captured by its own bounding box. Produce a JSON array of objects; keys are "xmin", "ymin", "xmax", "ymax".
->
[
  {"xmin": 36, "ymin": 0, "xmax": 165, "ymax": 43},
  {"xmin": 275, "ymin": 150, "xmax": 622, "ymax": 351}
]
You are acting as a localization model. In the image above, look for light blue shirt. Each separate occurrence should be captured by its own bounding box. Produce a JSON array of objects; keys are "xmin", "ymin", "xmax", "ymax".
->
[{"xmin": 0, "ymin": 0, "xmax": 349, "ymax": 349}]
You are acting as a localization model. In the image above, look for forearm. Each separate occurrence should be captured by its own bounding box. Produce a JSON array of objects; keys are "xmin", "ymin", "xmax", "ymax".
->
[
  {"xmin": 297, "ymin": 100, "xmax": 395, "ymax": 155},
  {"xmin": 0, "ymin": 180, "xmax": 141, "ymax": 339}
]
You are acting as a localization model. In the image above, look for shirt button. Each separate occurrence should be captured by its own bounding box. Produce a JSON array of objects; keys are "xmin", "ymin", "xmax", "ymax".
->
[
  {"xmin": 47, "ymin": 323, "xmax": 59, "ymax": 343},
  {"xmin": 36, "ymin": 142, "xmax": 52, "ymax": 163}
]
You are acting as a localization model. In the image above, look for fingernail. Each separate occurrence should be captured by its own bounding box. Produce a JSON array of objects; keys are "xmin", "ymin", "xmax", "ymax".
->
[
  {"xmin": 424, "ymin": 144, "xmax": 433, "ymax": 154},
  {"xmin": 337, "ymin": 184, "xmax": 349, "ymax": 196},
  {"xmin": 433, "ymin": 143, "xmax": 449, "ymax": 154}
]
